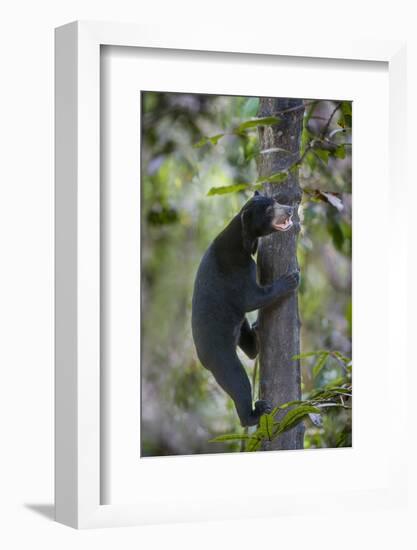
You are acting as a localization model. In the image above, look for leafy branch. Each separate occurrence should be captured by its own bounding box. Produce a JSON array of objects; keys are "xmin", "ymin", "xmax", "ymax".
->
[
  {"xmin": 209, "ymin": 349, "xmax": 351, "ymax": 451},
  {"xmin": 205, "ymin": 101, "xmax": 352, "ymax": 201},
  {"xmin": 194, "ymin": 116, "xmax": 281, "ymax": 149},
  {"xmin": 195, "ymin": 100, "xmax": 326, "ymax": 150}
]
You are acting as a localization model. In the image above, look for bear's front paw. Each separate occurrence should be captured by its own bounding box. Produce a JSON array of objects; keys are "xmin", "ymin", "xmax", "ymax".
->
[
  {"xmin": 254, "ymin": 400, "xmax": 272, "ymax": 415},
  {"xmin": 277, "ymin": 270, "xmax": 300, "ymax": 294}
]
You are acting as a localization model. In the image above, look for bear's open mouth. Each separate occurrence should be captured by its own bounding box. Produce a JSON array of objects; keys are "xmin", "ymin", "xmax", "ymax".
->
[{"xmin": 273, "ymin": 215, "xmax": 293, "ymax": 232}]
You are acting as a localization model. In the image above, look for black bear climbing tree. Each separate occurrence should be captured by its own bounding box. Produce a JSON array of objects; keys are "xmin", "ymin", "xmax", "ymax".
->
[
  {"xmin": 141, "ymin": 91, "xmax": 352, "ymax": 456},
  {"xmin": 257, "ymin": 98, "xmax": 305, "ymax": 451}
]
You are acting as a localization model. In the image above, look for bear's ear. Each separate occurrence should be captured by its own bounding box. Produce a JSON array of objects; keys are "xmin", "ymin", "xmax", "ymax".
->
[
  {"xmin": 241, "ymin": 209, "xmax": 257, "ymax": 255},
  {"xmin": 254, "ymin": 190, "xmax": 260, "ymax": 196}
]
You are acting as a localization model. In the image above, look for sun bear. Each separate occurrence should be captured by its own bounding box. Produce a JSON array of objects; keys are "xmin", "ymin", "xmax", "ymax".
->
[{"xmin": 191, "ymin": 191, "xmax": 299, "ymax": 426}]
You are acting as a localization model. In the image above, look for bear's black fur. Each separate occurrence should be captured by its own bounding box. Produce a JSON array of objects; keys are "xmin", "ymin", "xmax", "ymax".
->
[{"xmin": 191, "ymin": 192, "xmax": 300, "ymax": 427}]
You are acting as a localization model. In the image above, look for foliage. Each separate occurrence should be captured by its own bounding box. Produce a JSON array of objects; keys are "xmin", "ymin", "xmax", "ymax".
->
[
  {"xmin": 193, "ymin": 116, "xmax": 280, "ymax": 148},
  {"xmin": 210, "ymin": 350, "xmax": 352, "ymax": 451}
]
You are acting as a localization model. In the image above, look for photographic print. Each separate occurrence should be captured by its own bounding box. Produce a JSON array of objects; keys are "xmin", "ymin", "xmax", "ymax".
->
[{"xmin": 140, "ymin": 92, "xmax": 352, "ymax": 457}]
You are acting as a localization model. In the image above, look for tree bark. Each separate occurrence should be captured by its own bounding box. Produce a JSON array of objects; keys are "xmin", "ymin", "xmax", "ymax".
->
[{"xmin": 257, "ymin": 98, "xmax": 305, "ymax": 451}]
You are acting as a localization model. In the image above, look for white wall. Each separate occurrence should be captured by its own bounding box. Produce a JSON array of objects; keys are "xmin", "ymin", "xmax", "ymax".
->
[{"xmin": 0, "ymin": 1, "xmax": 416, "ymax": 547}]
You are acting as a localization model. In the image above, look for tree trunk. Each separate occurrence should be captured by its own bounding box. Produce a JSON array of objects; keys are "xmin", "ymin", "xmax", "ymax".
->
[{"xmin": 257, "ymin": 98, "xmax": 305, "ymax": 451}]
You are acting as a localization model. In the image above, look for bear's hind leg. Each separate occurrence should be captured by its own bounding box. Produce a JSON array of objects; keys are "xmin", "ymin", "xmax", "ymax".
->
[
  {"xmin": 210, "ymin": 352, "xmax": 268, "ymax": 427},
  {"xmin": 238, "ymin": 318, "xmax": 258, "ymax": 360}
]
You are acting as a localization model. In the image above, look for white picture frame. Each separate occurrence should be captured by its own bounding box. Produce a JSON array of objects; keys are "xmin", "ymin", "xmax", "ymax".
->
[{"xmin": 55, "ymin": 20, "xmax": 407, "ymax": 529}]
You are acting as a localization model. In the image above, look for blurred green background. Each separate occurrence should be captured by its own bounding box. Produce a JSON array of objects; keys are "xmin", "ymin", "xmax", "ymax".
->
[{"xmin": 140, "ymin": 92, "xmax": 352, "ymax": 456}]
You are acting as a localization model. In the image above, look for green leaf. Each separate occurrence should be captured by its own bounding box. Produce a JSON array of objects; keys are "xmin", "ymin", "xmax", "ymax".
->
[
  {"xmin": 275, "ymin": 405, "xmax": 321, "ymax": 436},
  {"xmin": 209, "ymin": 433, "xmax": 250, "ymax": 443},
  {"xmin": 331, "ymin": 351, "xmax": 351, "ymax": 364},
  {"xmin": 337, "ymin": 104, "xmax": 352, "ymax": 130},
  {"xmin": 268, "ymin": 406, "xmax": 280, "ymax": 418},
  {"xmin": 258, "ymin": 171, "xmax": 288, "ymax": 184},
  {"xmin": 259, "ymin": 414, "xmax": 274, "ymax": 440},
  {"xmin": 289, "ymin": 163, "xmax": 299, "ymax": 176},
  {"xmin": 246, "ymin": 435, "xmax": 263, "ymax": 452},
  {"xmin": 324, "ymin": 377, "xmax": 346, "ymax": 388},
  {"xmin": 242, "ymin": 98, "xmax": 260, "ymax": 118},
  {"xmin": 301, "ymin": 127, "xmax": 314, "ymax": 155},
  {"xmin": 337, "ymin": 115, "xmax": 345, "ymax": 128},
  {"xmin": 334, "ymin": 145, "xmax": 346, "ymax": 159},
  {"xmin": 292, "ymin": 350, "xmax": 330, "ymax": 360},
  {"xmin": 193, "ymin": 133, "xmax": 225, "ymax": 148},
  {"xmin": 341, "ymin": 101, "xmax": 352, "ymax": 117},
  {"xmin": 336, "ymin": 429, "xmax": 351, "ymax": 448},
  {"xmin": 312, "ymin": 352, "xmax": 329, "ymax": 378},
  {"xmin": 235, "ymin": 116, "xmax": 280, "ymax": 133},
  {"xmin": 326, "ymin": 387, "xmax": 352, "ymax": 396},
  {"xmin": 342, "ymin": 102, "xmax": 351, "ymax": 115},
  {"xmin": 194, "ymin": 115, "xmax": 280, "ymax": 149},
  {"xmin": 210, "ymin": 134, "xmax": 225, "ymax": 145},
  {"xmin": 276, "ymin": 399, "xmax": 305, "ymax": 410},
  {"xmin": 314, "ymin": 148, "xmax": 330, "ymax": 164},
  {"xmin": 207, "ymin": 183, "xmax": 250, "ymax": 196},
  {"xmin": 305, "ymin": 151, "xmax": 317, "ymax": 171}
]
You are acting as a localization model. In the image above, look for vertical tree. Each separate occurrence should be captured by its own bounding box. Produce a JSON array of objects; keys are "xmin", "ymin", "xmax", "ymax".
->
[{"xmin": 257, "ymin": 98, "xmax": 305, "ymax": 451}]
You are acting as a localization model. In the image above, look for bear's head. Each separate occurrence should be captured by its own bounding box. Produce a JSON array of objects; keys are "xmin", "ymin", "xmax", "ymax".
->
[
  {"xmin": 242, "ymin": 188, "xmax": 293, "ymax": 232},
  {"xmin": 240, "ymin": 191, "xmax": 295, "ymax": 254}
]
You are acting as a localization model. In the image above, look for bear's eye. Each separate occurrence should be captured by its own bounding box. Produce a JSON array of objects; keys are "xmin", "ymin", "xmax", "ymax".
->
[{"xmin": 265, "ymin": 205, "xmax": 274, "ymax": 214}]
